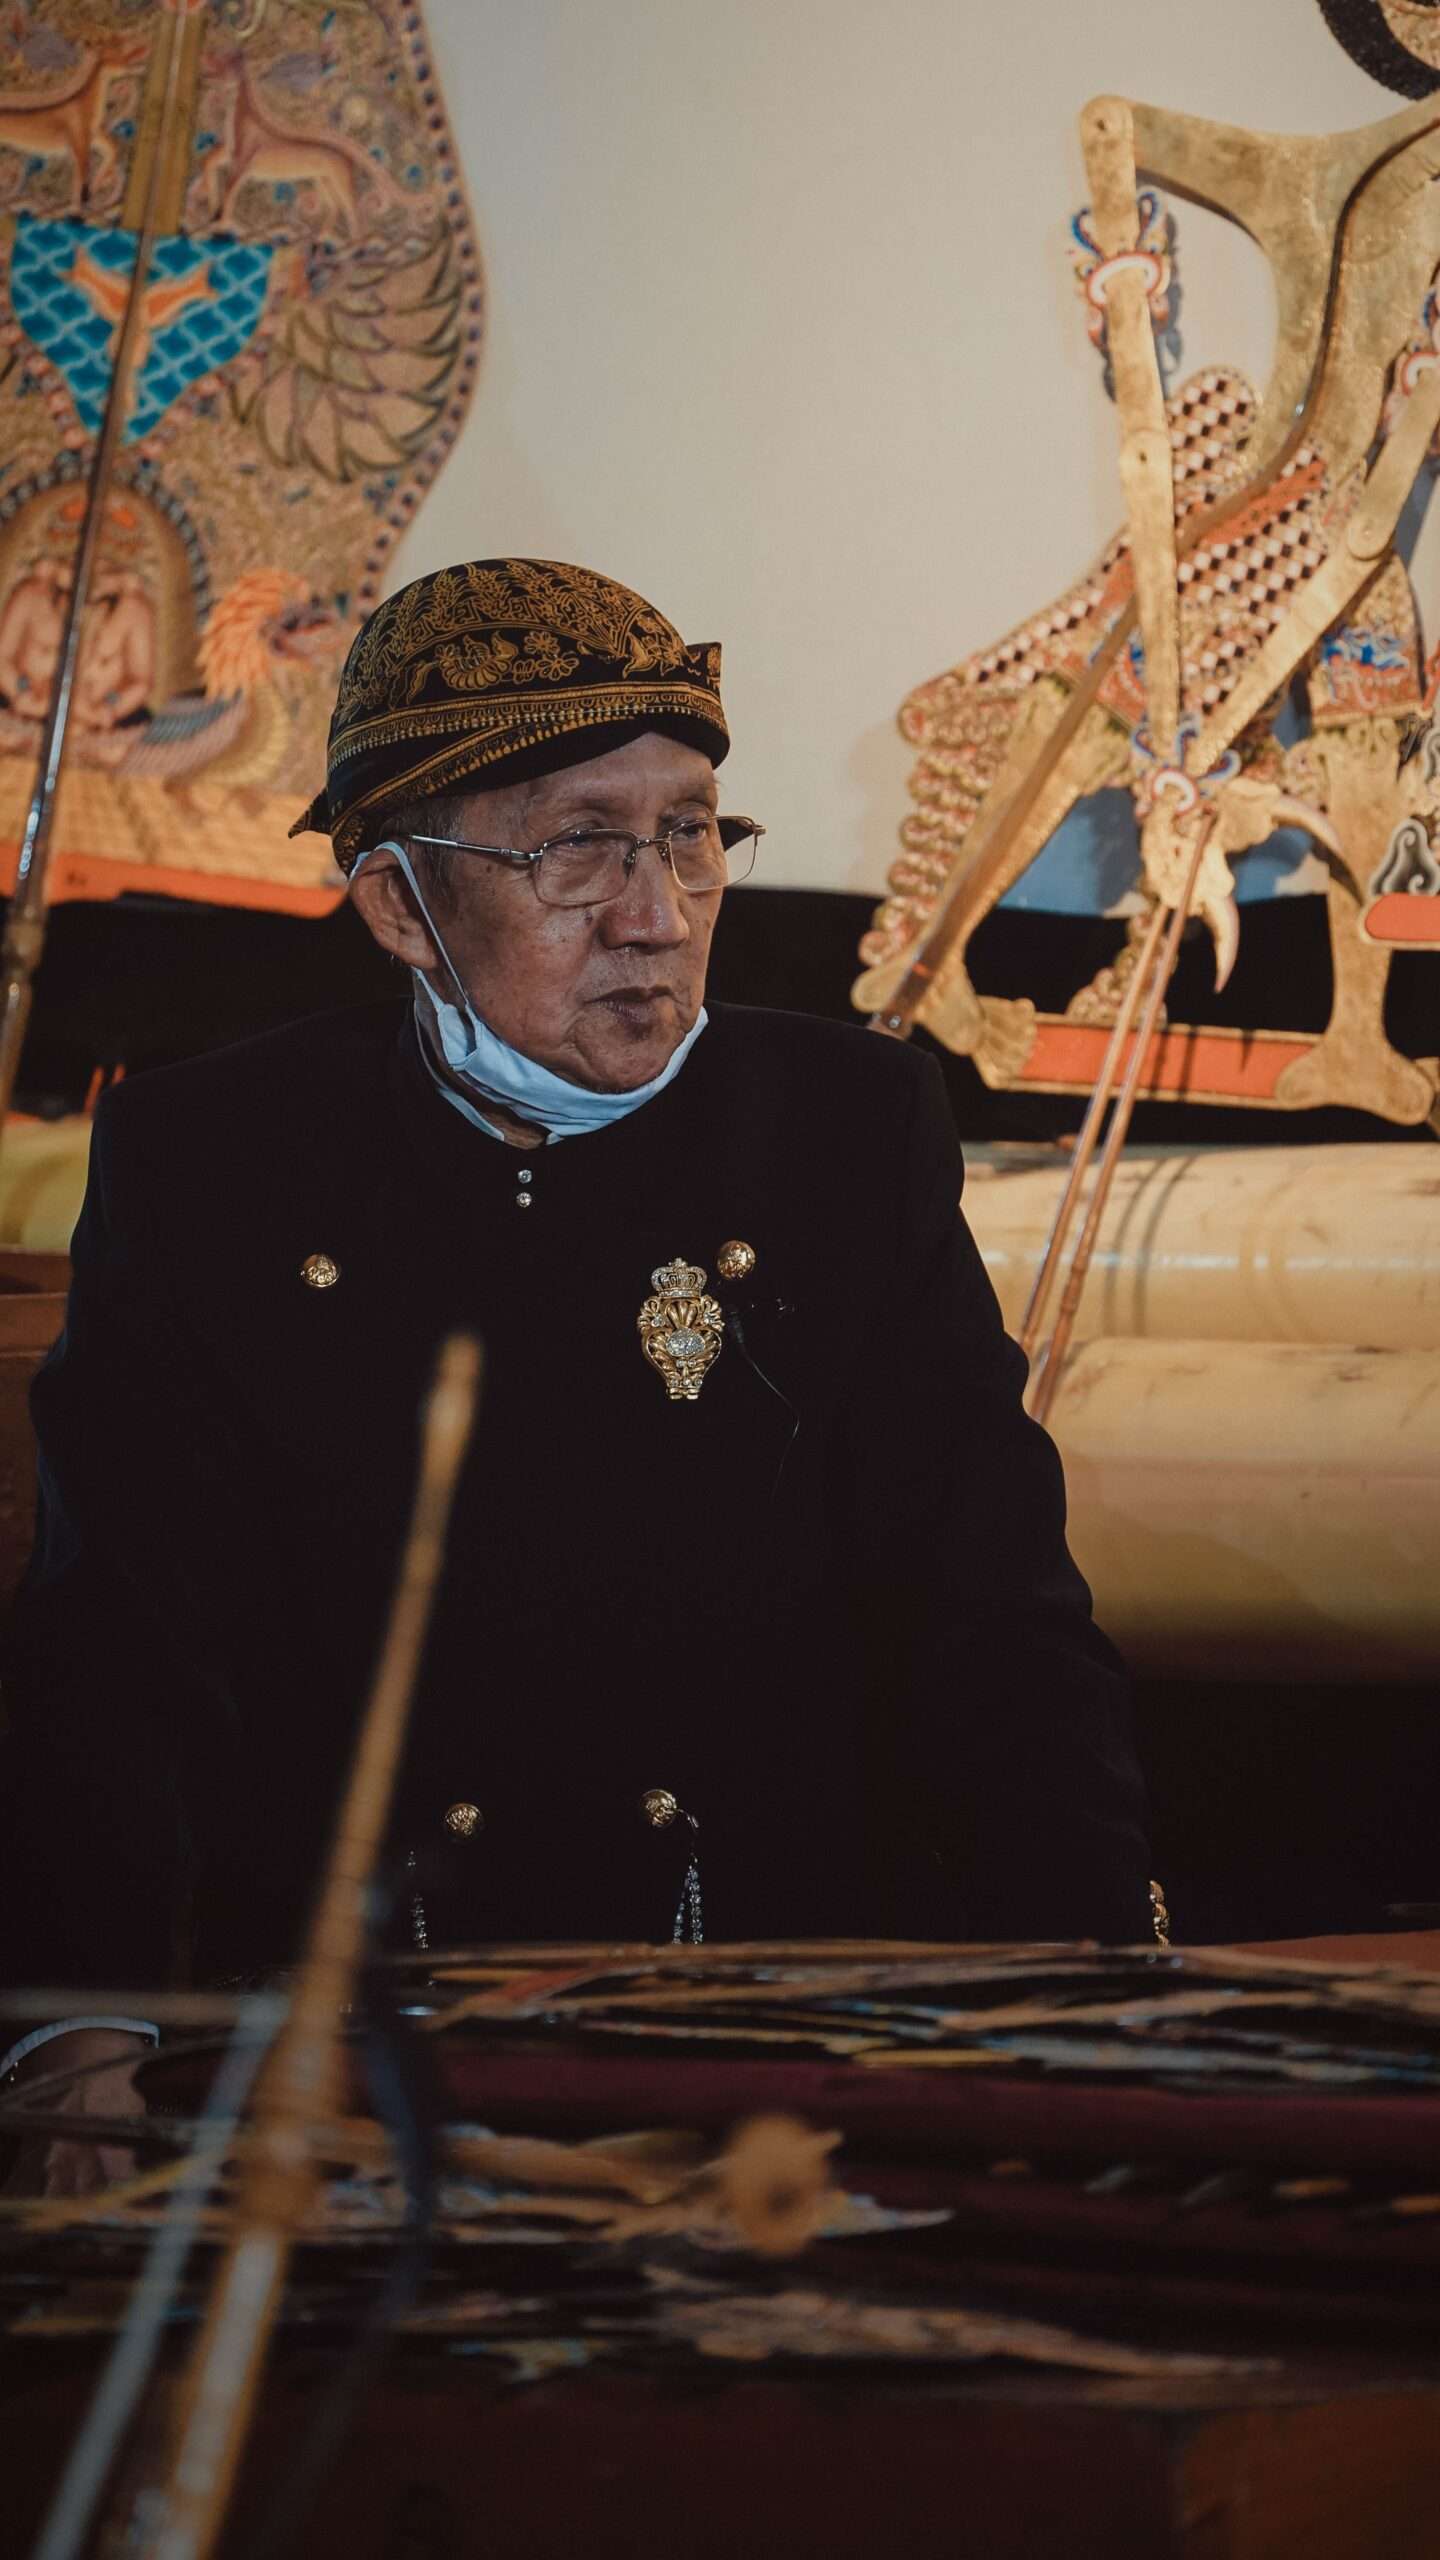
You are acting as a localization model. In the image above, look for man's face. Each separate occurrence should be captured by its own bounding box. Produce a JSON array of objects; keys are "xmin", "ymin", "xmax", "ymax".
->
[{"xmin": 352, "ymin": 730, "xmax": 723, "ymax": 1093}]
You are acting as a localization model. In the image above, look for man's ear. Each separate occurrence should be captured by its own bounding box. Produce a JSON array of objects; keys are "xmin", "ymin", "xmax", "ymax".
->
[{"xmin": 348, "ymin": 848, "xmax": 441, "ymax": 970}]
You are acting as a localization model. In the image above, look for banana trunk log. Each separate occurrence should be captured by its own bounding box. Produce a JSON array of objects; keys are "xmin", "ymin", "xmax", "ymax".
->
[
  {"xmin": 966, "ymin": 1143, "xmax": 1440, "ymax": 1351},
  {"xmin": 962, "ymin": 1144, "xmax": 1439, "ymax": 1681},
  {"xmin": 1044, "ymin": 1335, "xmax": 1438, "ymax": 1682}
]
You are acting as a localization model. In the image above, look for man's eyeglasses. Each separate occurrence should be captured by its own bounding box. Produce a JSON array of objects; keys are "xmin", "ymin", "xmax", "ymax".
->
[{"xmin": 407, "ymin": 815, "xmax": 764, "ymax": 911}]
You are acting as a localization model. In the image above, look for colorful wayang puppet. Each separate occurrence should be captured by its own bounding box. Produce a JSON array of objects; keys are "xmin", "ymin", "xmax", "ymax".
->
[{"xmin": 0, "ymin": 0, "xmax": 481, "ymax": 916}]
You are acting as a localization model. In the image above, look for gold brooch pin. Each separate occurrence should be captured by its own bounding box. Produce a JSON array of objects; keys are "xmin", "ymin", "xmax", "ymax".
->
[
  {"xmin": 716, "ymin": 1239, "xmax": 756, "ymax": 1283},
  {"xmin": 300, "ymin": 1252, "xmax": 340, "ymax": 1289},
  {"xmin": 638, "ymin": 1256, "xmax": 724, "ymax": 1401}
]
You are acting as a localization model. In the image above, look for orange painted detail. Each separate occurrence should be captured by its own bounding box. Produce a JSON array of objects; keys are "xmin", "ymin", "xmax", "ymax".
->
[
  {"xmin": 0, "ymin": 843, "xmax": 345, "ymax": 920},
  {"xmin": 1018, "ymin": 1017, "xmax": 1315, "ymax": 1105},
  {"xmin": 1363, "ymin": 893, "xmax": 1440, "ymax": 948}
]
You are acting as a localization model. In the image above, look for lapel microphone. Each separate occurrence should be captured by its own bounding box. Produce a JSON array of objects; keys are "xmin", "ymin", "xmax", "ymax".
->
[
  {"xmin": 713, "ymin": 1238, "xmax": 792, "ymax": 1351},
  {"xmin": 715, "ymin": 1242, "xmax": 799, "ymax": 1490}
]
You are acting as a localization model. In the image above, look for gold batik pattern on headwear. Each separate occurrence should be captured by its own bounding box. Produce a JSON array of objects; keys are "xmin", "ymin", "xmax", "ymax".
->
[
  {"xmin": 295, "ymin": 557, "xmax": 728, "ymax": 866},
  {"xmin": 337, "ymin": 560, "xmax": 695, "ymax": 724}
]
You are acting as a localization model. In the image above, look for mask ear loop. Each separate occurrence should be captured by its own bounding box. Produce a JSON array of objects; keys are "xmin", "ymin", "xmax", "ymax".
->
[
  {"xmin": 355, "ymin": 838, "xmax": 518, "ymax": 1149},
  {"xmin": 358, "ymin": 838, "xmax": 475, "ymax": 1022}
]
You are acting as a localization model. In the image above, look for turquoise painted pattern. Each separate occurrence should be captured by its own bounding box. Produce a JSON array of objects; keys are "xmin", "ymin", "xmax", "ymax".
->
[{"xmin": 9, "ymin": 214, "xmax": 273, "ymax": 443}]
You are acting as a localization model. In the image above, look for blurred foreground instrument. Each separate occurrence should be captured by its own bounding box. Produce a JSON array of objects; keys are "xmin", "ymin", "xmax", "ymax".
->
[
  {"xmin": 8, "ymin": 1936, "xmax": 1440, "ymax": 2560},
  {"xmin": 131, "ymin": 1332, "xmax": 481, "ymax": 2560}
]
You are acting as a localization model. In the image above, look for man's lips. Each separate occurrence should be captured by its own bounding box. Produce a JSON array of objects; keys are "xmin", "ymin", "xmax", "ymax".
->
[{"xmin": 590, "ymin": 986, "xmax": 676, "ymax": 1011}]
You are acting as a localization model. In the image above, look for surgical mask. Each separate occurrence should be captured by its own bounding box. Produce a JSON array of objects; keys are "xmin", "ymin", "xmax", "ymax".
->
[{"xmin": 353, "ymin": 839, "xmax": 707, "ymax": 1144}]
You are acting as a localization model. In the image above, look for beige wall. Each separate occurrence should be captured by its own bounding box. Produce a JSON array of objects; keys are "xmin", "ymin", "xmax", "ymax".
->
[{"xmin": 404, "ymin": 1, "xmax": 1410, "ymax": 894}]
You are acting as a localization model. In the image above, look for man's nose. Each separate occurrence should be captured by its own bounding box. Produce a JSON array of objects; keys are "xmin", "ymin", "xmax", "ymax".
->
[{"xmin": 600, "ymin": 841, "xmax": 691, "ymax": 943}]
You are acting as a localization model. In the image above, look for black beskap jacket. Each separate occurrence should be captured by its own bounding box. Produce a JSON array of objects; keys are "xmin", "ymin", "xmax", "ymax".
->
[{"xmin": 0, "ymin": 999, "xmax": 1152, "ymax": 1988}]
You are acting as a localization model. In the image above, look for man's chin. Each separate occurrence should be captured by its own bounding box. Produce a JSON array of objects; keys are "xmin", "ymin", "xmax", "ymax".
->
[
  {"xmin": 573, "ymin": 1000, "xmax": 694, "ymax": 1091},
  {"xmin": 585, "ymin": 1039, "xmax": 682, "ymax": 1094}
]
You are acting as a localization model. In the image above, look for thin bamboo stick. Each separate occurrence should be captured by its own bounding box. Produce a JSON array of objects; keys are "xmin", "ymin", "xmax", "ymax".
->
[
  {"xmin": 1027, "ymin": 822, "xmax": 1213, "ymax": 1428},
  {"xmin": 134, "ymin": 1335, "xmax": 482, "ymax": 2560},
  {"xmin": 1017, "ymin": 897, "xmax": 1170, "ymax": 1361}
]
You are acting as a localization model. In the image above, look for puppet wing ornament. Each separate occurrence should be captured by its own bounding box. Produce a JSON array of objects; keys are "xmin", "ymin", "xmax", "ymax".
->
[
  {"xmin": 854, "ymin": 22, "xmax": 1440, "ymax": 1135},
  {"xmin": 0, "ymin": 0, "xmax": 482, "ymax": 918}
]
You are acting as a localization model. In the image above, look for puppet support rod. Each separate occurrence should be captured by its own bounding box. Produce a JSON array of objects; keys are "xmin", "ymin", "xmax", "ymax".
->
[
  {"xmin": 0, "ymin": 6, "xmax": 193, "ymax": 1144},
  {"xmin": 1025, "ymin": 821, "xmax": 1212, "ymax": 1427}
]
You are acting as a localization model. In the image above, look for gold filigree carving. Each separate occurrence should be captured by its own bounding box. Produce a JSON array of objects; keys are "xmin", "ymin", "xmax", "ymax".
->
[
  {"xmin": 637, "ymin": 1258, "xmax": 725, "ymax": 1404},
  {"xmin": 972, "ymin": 994, "xmax": 1041, "ymax": 1088}
]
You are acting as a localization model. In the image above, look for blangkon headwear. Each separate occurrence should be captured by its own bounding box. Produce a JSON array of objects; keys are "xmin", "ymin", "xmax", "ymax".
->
[{"xmin": 293, "ymin": 557, "xmax": 729, "ymax": 871}]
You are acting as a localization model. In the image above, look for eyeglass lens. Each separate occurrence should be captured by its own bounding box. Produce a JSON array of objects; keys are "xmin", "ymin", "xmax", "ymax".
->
[{"xmin": 535, "ymin": 819, "xmax": 758, "ymax": 908}]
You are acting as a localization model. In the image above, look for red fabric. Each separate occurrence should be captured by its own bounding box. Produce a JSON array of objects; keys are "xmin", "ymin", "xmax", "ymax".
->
[{"xmin": 434, "ymin": 2046, "xmax": 1440, "ymax": 2181}]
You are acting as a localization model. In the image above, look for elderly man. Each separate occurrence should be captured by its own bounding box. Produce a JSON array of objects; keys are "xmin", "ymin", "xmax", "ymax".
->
[{"xmin": 1, "ymin": 559, "xmax": 1153, "ymax": 2173}]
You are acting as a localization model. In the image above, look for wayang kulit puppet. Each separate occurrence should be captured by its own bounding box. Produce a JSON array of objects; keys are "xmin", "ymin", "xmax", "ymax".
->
[{"xmin": 855, "ymin": 0, "xmax": 1440, "ymax": 1138}]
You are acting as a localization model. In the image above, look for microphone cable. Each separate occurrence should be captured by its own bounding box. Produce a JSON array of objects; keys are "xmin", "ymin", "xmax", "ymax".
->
[{"xmin": 724, "ymin": 1294, "xmax": 800, "ymax": 1503}]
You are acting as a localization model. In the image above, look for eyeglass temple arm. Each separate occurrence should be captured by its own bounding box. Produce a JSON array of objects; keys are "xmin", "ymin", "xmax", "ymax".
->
[{"xmin": 407, "ymin": 833, "xmax": 538, "ymax": 869}]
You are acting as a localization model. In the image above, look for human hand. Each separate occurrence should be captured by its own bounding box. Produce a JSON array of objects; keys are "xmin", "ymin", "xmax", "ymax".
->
[{"xmin": 5, "ymin": 2027, "xmax": 150, "ymax": 2200}]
